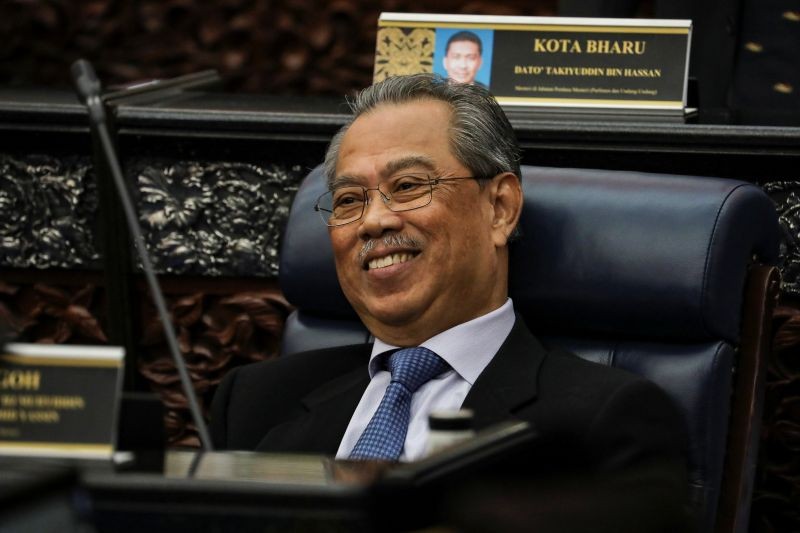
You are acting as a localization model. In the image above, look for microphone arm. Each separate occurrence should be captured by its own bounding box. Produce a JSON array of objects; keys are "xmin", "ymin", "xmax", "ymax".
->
[{"xmin": 71, "ymin": 59, "xmax": 214, "ymax": 451}]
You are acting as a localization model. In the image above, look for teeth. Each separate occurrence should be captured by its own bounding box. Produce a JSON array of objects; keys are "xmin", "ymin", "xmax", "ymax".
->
[{"xmin": 368, "ymin": 253, "xmax": 412, "ymax": 270}]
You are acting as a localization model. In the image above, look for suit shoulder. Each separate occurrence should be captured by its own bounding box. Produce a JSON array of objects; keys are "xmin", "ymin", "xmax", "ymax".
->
[
  {"xmin": 213, "ymin": 343, "xmax": 370, "ymax": 421},
  {"xmin": 231, "ymin": 343, "xmax": 370, "ymax": 385},
  {"xmin": 211, "ymin": 343, "xmax": 371, "ymax": 449},
  {"xmin": 534, "ymin": 347, "xmax": 683, "ymax": 435},
  {"xmin": 535, "ymin": 348, "xmax": 686, "ymax": 463},
  {"xmin": 543, "ymin": 347, "xmax": 648, "ymax": 391}
]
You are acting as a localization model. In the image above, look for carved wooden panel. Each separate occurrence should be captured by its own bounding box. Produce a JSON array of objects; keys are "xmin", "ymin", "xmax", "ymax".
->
[
  {"xmin": 136, "ymin": 282, "xmax": 291, "ymax": 446},
  {"xmin": 0, "ymin": 154, "xmax": 100, "ymax": 270},
  {"xmin": 750, "ymin": 304, "xmax": 800, "ymax": 532},
  {"xmin": 764, "ymin": 181, "xmax": 800, "ymax": 297},
  {"xmin": 129, "ymin": 159, "xmax": 303, "ymax": 277},
  {"xmin": 0, "ymin": 277, "xmax": 108, "ymax": 345}
]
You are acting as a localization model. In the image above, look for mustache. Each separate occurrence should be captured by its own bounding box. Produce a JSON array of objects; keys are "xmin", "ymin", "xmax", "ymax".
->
[{"xmin": 358, "ymin": 233, "xmax": 423, "ymax": 260}]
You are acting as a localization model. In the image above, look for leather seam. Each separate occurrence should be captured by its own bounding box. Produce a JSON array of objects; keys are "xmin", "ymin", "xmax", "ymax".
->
[
  {"xmin": 701, "ymin": 341, "xmax": 729, "ymax": 482},
  {"xmin": 700, "ymin": 184, "xmax": 746, "ymax": 338}
]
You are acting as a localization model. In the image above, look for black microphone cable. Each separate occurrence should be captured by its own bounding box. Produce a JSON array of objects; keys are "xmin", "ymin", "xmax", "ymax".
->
[{"xmin": 71, "ymin": 59, "xmax": 214, "ymax": 456}]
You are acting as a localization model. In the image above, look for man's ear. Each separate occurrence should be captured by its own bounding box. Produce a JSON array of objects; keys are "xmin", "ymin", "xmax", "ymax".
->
[{"xmin": 487, "ymin": 172, "xmax": 523, "ymax": 248}]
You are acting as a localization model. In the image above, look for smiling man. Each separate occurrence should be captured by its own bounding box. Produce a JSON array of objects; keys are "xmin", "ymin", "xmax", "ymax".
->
[
  {"xmin": 210, "ymin": 75, "xmax": 686, "ymax": 484},
  {"xmin": 442, "ymin": 31, "xmax": 484, "ymax": 86}
]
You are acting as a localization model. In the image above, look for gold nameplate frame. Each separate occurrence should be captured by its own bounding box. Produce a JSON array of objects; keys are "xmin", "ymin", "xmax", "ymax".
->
[
  {"xmin": 0, "ymin": 343, "xmax": 124, "ymax": 459},
  {"xmin": 374, "ymin": 13, "xmax": 692, "ymax": 113}
]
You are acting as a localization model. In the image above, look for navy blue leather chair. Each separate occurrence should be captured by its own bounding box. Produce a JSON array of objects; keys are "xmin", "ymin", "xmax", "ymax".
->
[{"xmin": 279, "ymin": 165, "xmax": 781, "ymax": 533}]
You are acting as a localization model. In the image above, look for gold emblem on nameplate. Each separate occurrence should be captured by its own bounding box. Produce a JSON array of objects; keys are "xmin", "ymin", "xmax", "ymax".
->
[
  {"xmin": 781, "ymin": 11, "xmax": 800, "ymax": 22},
  {"xmin": 373, "ymin": 27, "xmax": 435, "ymax": 81},
  {"xmin": 773, "ymin": 82, "xmax": 794, "ymax": 94}
]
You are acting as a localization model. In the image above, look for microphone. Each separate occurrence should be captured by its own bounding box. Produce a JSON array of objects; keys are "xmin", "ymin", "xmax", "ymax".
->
[
  {"xmin": 70, "ymin": 59, "xmax": 102, "ymax": 104},
  {"xmin": 70, "ymin": 59, "xmax": 214, "ymax": 453},
  {"xmin": 70, "ymin": 59, "xmax": 105, "ymax": 124}
]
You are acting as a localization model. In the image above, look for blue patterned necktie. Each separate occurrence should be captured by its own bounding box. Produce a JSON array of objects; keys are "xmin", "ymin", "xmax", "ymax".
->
[{"xmin": 349, "ymin": 346, "xmax": 450, "ymax": 460}]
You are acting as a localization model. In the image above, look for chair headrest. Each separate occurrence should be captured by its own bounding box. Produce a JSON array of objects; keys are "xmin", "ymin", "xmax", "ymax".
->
[
  {"xmin": 512, "ymin": 167, "xmax": 780, "ymax": 342},
  {"xmin": 280, "ymin": 166, "xmax": 356, "ymax": 319},
  {"xmin": 280, "ymin": 165, "xmax": 781, "ymax": 342}
]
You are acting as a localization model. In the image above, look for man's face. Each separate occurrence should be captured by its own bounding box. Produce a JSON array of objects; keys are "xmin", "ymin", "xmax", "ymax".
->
[
  {"xmin": 329, "ymin": 99, "xmax": 507, "ymax": 345},
  {"xmin": 443, "ymin": 40, "xmax": 482, "ymax": 85}
]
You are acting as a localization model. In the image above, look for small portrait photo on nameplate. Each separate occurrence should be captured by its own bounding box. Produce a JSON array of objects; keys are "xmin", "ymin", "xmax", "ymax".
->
[
  {"xmin": 0, "ymin": 343, "xmax": 124, "ymax": 459},
  {"xmin": 432, "ymin": 28, "xmax": 495, "ymax": 89},
  {"xmin": 374, "ymin": 13, "xmax": 692, "ymax": 115}
]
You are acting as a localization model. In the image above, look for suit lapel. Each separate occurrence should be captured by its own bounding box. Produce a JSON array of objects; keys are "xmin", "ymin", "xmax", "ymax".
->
[
  {"xmin": 253, "ymin": 317, "xmax": 546, "ymax": 452},
  {"xmin": 463, "ymin": 316, "xmax": 547, "ymax": 430},
  {"xmin": 255, "ymin": 346, "xmax": 371, "ymax": 454}
]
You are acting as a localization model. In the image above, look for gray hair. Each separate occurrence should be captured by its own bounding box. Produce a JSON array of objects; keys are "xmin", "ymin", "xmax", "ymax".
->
[{"xmin": 323, "ymin": 74, "xmax": 521, "ymax": 187}]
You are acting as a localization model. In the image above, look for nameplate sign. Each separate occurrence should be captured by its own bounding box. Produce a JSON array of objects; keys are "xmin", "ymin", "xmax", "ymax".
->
[
  {"xmin": 0, "ymin": 343, "xmax": 124, "ymax": 458},
  {"xmin": 374, "ymin": 13, "xmax": 692, "ymax": 111}
]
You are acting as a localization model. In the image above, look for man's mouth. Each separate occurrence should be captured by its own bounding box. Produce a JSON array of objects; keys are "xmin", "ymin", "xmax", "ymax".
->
[
  {"xmin": 365, "ymin": 252, "xmax": 417, "ymax": 270},
  {"xmin": 359, "ymin": 234, "xmax": 424, "ymax": 271}
]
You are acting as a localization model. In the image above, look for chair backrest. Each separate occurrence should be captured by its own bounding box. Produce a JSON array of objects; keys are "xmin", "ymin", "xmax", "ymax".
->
[{"xmin": 279, "ymin": 165, "xmax": 781, "ymax": 533}]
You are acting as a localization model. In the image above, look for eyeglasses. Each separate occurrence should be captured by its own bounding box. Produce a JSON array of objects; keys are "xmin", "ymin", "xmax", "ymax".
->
[{"xmin": 314, "ymin": 173, "xmax": 477, "ymax": 227}]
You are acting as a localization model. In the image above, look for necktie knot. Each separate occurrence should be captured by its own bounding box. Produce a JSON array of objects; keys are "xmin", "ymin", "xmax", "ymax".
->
[
  {"xmin": 387, "ymin": 346, "xmax": 450, "ymax": 393},
  {"xmin": 349, "ymin": 347, "xmax": 449, "ymax": 460}
]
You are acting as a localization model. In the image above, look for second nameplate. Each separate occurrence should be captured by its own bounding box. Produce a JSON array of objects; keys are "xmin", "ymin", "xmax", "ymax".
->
[{"xmin": 374, "ymin": 13, "xmax": 692, "ymax": 114}]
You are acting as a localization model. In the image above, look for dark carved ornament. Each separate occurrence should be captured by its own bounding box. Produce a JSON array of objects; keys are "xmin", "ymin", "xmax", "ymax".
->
[
  {"xmin": 137, "ymin": 287, "xmax": 292, "ymax": 446},
  {"xmin": 0, "ymin": 281, "xmax": 107, "ymax": 344},
  {"xmin": 130, "ymin": 159, "xmax": 303, "ymax": 278},
  {"xmin": 750, "ymin": 305, "xmax": 800, "ymax": 533},
  {"xmin": 0, "ymin": 154, "xmax": 100, "ymax": 270},
  {"xmin": 763, "ymin": 181, "xmax": 800, "ymax": 296}
]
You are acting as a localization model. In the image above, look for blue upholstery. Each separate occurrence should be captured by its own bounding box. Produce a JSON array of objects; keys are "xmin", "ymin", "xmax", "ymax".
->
[
  {"xmin": 512, "ymin": 167, "xmax": 779, "ymax": 342},
  {"xmin": 280, "ymin": 167, "xmax": 371, "ymax": 356},
  {"xmin": 278, "ymin": 164, "xmax": 781, "ymax": 532},
  {"xmin": 281, "ymin": 168, "xmax": 358, "ymax": 320}
]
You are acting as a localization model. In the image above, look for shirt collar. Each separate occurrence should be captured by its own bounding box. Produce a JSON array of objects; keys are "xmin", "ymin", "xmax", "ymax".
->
[{"xmin": 369, "ymin": 298, "xmax": 516, "ymax": 384}]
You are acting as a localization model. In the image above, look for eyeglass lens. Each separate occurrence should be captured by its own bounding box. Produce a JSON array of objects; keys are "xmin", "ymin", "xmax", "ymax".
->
[{"xmin": 317, "ymin": 174, "xmax": 434, "ymax": 226}]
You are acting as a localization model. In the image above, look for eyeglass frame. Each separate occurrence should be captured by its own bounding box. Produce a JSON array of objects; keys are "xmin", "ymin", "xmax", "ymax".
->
[{"xmin": 313, "ymin": 173, "xmax": 480, "ymax": 227}]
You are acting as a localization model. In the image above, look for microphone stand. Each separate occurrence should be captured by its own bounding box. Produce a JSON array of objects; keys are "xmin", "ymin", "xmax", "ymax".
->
[{"xmin": 71, "ymin": 59, "xmax": 214, "ymax": 457}]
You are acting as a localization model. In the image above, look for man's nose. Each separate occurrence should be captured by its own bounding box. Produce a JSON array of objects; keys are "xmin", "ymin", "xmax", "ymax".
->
[{"xmin": 357, "ymin": 189, "xmax": 402, "ymax": 238}]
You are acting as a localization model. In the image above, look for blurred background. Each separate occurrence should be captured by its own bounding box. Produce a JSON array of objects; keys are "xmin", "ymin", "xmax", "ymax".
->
[{"xmin": 0, "ymin": 1, "xmax": 556, "ymax": 96}]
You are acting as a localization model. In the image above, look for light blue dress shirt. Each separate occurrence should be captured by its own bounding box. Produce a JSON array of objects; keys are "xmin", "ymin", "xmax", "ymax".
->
[{"xmin": 336, "ymin": 298, "xmax": 516, "ymax": 461}]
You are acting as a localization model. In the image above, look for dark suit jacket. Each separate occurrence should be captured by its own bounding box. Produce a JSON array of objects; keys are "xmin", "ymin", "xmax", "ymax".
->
[{"xmin": 211, "ymin": 318, "xmax": 686, "ymax": 476}]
